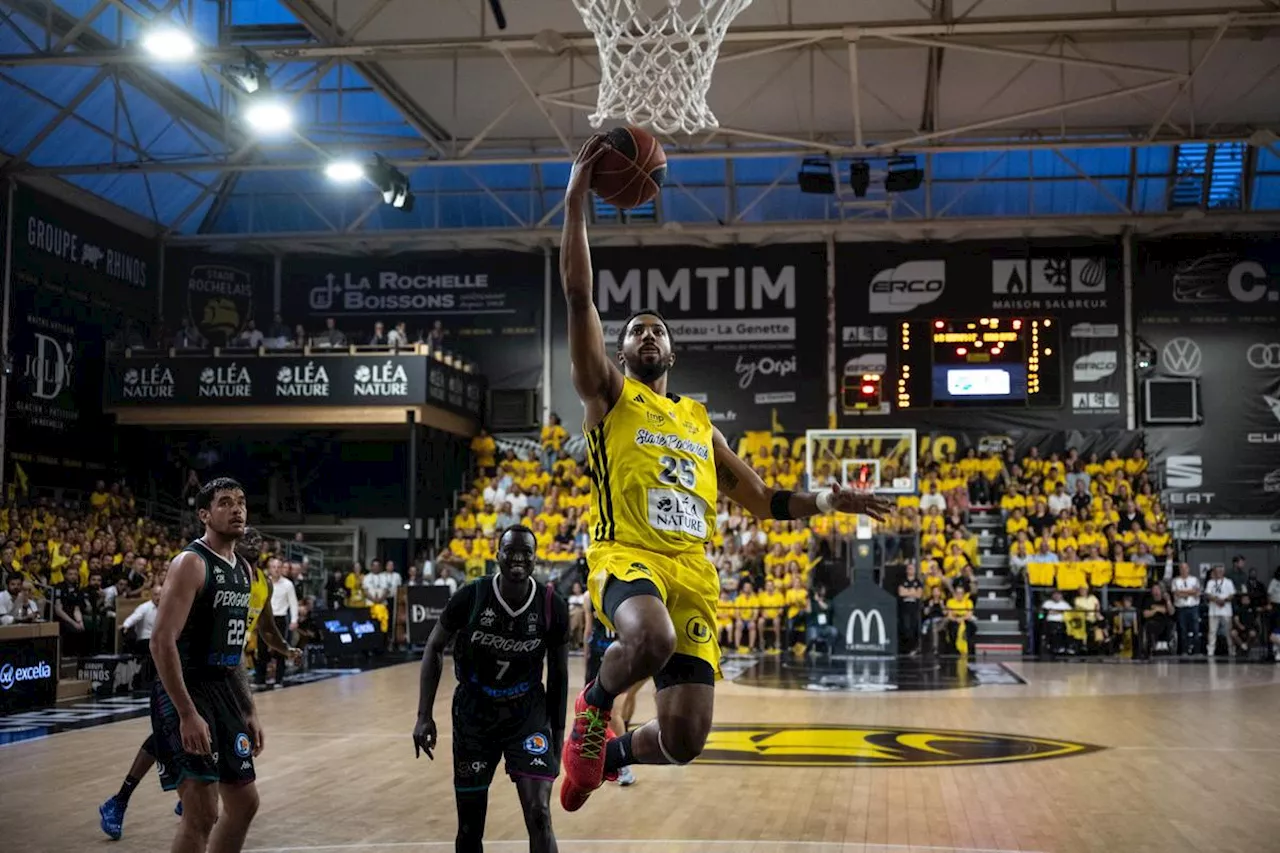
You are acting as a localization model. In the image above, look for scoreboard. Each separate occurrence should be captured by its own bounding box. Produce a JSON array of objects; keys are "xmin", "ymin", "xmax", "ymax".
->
[{"xmin": 842, "ymin": 318, "xmax": 1063, "ymax": 413}]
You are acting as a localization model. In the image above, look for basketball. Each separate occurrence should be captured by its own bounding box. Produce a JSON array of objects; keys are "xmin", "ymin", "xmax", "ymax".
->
[{"xmin": 591, "ymin": 126, "xmax": 667, "ymax": 210}]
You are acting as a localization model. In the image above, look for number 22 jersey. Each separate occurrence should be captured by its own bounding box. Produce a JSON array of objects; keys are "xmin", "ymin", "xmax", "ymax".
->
[{"xmin": 584, "ymin": 375, "xmax": 718, "ymax": 556}]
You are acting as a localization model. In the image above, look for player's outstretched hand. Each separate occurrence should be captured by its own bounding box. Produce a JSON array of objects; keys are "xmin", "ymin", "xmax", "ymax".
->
[
  {"xmin": 828, "ymin": 485, "xmax": 895, "ymax": 521},
  {"xmin": 413, "ymin": 716, "xmax": 437, "ymax": 760},
  {"xmin": 565, "ymin": 134, "xmax": 610, "ymax": 202}
]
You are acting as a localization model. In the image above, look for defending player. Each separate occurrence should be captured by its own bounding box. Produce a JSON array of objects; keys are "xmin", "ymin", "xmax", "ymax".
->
[
  {"xmin": 99, "ymin": 527, "xmax": 298, "ymax": 841},
  {"xmin": 581, "ymin": 593, "xmax": 639, "ymax": 787},
  {"xmin": 558, "ymin": 136, "xmax": 893, "ymax": 810},
  {"xmin": 149, "ymin": 478, "xmax": 263, "ymax": 853},
  {"xmin": 412, "ymin": 526, "xmax": 570, "ymax": 853}
]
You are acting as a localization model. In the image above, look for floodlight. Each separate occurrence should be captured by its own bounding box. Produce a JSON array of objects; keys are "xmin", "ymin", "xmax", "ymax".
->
[
  {"xmin": 325, "ymin": 160, "xmax": 364, "ymax": 183},
  {"xmin": 142, "ymin": 27, "xmax": 196, "ymax": 61},
  {"xmin": 244, "ymin": 99, "xmax": 293, "ymax": 135}
]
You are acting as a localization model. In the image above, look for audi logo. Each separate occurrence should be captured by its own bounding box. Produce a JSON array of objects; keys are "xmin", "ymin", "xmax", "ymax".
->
[{"xmin": 1246, "ymin": 343, "xmax": 1280, "ymax": 370}]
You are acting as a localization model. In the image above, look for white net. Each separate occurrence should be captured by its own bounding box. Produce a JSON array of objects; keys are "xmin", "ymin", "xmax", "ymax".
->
[{"xmin": 572, "ymin": 0, "xmax": 754, "ymax": 135}]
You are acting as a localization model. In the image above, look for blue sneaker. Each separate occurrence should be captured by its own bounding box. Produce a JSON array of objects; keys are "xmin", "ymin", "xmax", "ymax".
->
[
  {"xmin": 175, "ymin": 800, "xmax": 183, "ymax": 817},
  {"xmin": 99, "ymin": 796, "xmax": 126, "ymax": 840}
]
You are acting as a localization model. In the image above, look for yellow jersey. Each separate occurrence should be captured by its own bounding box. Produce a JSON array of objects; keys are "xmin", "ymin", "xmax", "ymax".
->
[
  {"xmin": 585, "ymin": 376, "xmax": 717, "ymax": 555},
  {"xmin": 248, "ymin": 567, "xmax": 271, "ymax": 637},
  {"xmin": 758, "ymin": 590, "xmax": 786, "ymax": 619}
]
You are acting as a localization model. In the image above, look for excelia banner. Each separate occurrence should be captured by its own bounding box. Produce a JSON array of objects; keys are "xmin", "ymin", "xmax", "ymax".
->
[
  {"xmin": 549, "ymin": 244, "xmax": 828, "ymax": 433},
  {"xmin": 281, "ymin": 252, "xmax": 543, "ymax": 390},
  {"xmin": 102, "ymin": 355, "xmax": 484, "ymax": 420},
  {"xmin": 165, "ymin": 250, "xmax": 273, "ymax": 346},
  {"xmin": 834, "ymin": 239, "xmax": 1126, "ymax": 431},
  {"xmin": 1136, "ymin": 236, "xmax": 1280, "ymax": 518}
]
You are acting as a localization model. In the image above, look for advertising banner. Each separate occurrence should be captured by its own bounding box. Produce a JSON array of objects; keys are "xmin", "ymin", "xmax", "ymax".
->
[
  {"xmin": 0, "ymin": 634, "xmax": 59, "ymax": 713},
  {"xmin": 102, "ymin": 354, "xmax": 484, "ymax": 420},
  {"xmin": 11, "ymin": 183, "xmax": 157, "ymax": 316},
  {"xmin": 549, "ymin": 244, "xmax": 828, "ymax": 432},
  {"xmin": 6, "ymin": 282, "xmax": 110, "ymax": 473},
  {"xmin": 164, "ymin": 250, "xmax": 274, "ymax": 347},
  {"xmin": 832, "ymin": 573, "xmax": 898, "ymax": 655},
  {"xmin": 406, "ymin": 585, "xmax": 452, "ymax": 644},
  {"xmin": 1136, "ymin": 236, "xmax": 1280, "ymax": 518},
  {"xmin": 835, "ymin": 239, "xmax": 1126, "ymax": 430},
  {"xmin": 281, "ymin": 252, "xmax": 544, "ymax": 390}
]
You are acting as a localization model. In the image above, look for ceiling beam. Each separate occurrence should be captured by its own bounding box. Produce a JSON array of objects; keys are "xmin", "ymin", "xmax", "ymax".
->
[{"xmin": 1, "ymin": 9, "xmax": 1277, "ymax": 66}]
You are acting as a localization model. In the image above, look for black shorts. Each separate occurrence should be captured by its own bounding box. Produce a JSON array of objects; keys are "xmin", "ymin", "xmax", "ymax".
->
[
  {"xmin": 452, "ymin": 689, "xmax": 558, "ymax": 791},
  {"xmin": 150, "ymin": 676, "xmax": 255, "ymax": 792}
]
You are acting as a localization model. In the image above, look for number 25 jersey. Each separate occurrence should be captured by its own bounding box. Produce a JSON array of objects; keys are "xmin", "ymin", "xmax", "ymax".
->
[{"xmin": 585, "ymin": 375, "xmax": 717, "ymax": 556}]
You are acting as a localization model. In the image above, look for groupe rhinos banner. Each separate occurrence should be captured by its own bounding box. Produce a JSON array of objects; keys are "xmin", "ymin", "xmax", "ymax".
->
[
  {"xmin": 549, "ymin": 245, "xmax": 827, "ymax": 432},
  {"xmin": 11, "ymin": 183, "xmax": 156, "ymax": 316},
  {"xmin": 6, "ymin": 276, "xmax": 110, "ymax": 474},
  {"xmin": 406, "ymin": 585, "xmax": 452, "ymax": 644},
  {"xmin": 165, "ymin": 250, "xmax": 274, "ymax": 347},
  {"xmin": 835, "ymin": 239, "xmax": 1126, "ymax": 431},
  {"xmin": 102, "ymin": 354, "xmax": 485, "ymax": 419},
  {"xmin": 1136, "ymin": 237, "xmax": 1280, "ymax": 517},
  {"xmin": 281, "ymin": 252, "xmax": 544, "ymax": 390}
]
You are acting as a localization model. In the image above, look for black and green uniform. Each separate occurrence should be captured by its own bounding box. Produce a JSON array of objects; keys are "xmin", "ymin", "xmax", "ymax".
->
[{"xmin": 150, "ymin": 538, "xmax": 255, "ymax": 791}]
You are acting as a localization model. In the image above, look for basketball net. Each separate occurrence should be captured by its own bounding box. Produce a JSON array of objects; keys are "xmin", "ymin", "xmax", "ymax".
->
[{"xmin": 572, "ymin": 0, "xmax": 754, "ymax": 135}]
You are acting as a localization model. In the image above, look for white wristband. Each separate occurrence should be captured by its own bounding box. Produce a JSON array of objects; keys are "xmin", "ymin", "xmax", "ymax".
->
[{"xmin": 815, "ymin": 490, "xmax": 836, "ymax": 514}]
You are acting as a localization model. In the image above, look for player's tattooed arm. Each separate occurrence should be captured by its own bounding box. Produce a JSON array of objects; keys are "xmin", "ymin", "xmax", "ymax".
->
[{"xmin": 711, "ymin": 428, "xmax": 893, "ymax": 521}]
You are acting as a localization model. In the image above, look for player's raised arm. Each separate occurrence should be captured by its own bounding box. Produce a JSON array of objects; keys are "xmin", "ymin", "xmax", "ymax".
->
[
  {"xmin": 562, "ymin": 136, "xmax": 624, "ymax": 417},
  {"xmin": 710, "ymin": 428, "xmax": 894, "ymax": 522},
  {"xmin": 150, "ymin": 551, "xmax": 210, "ymax": 755}
]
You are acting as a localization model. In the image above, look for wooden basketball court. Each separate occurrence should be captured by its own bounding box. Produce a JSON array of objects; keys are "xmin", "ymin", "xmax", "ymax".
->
[{"xmin": 3, "ymin": 658, "xmax": 1277, "ymax": 853}]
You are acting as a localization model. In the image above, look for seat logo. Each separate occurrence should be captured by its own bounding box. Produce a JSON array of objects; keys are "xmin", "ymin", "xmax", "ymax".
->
[
  {"xmin": 697, "ymin": 724, "xmax": 1102, "ymax": 768},
  {"xmin": 1166, "ymin": 455, "xmax": 1202, "ymax": 488}
]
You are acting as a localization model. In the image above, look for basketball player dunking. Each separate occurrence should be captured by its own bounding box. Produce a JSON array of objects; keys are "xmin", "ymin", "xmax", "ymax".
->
[
  {"xmin": 149, "ymin": 478, "xmax": 264, "ymax": 853},
  {"xmin": 99, "ymin": 526, "xmax": 298, "ymax": 841},
  {"xmin": 558, "ymin": 137, "xmax": 893, "ymax": 810},
  {"xmin": 413, "ymin": 526, "xmax": 570, "ymax": 853}
]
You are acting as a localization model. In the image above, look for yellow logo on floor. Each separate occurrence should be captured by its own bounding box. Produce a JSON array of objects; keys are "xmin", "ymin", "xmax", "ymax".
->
[{"xmin": 697, "ymin": 724, "xmax": 1100, "ymax": 767}]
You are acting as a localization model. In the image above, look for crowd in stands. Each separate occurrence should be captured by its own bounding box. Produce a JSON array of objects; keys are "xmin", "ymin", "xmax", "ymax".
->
[{"xmin": 118, "ymin": 315, "xmax": 456, "ymax": 356}]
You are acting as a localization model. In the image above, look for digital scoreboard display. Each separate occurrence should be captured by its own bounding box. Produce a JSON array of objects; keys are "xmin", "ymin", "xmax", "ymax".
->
[{"xmin": 896, "ymin": 318, "xmax": 1062, "ymax": 409}]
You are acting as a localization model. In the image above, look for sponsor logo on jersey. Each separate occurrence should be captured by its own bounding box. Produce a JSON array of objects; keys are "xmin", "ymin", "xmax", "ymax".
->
[
  {"xmin": 685, "ymin": 616, "xmax": 712, "ymax": 645},
  {"xmin": 234, "ymin": 733, "xmax": 252, "ymax": 758},
  {"xmin": 647, "ymin": 488, "xmax": 708, "ymax": 539},
  {"xmin": 633, "ymin": 428, "xmax": 710, "ymax": 460},
  {"xmin": 213, "ymin": 590, "xmax": 252, "ymax": 609},
  {"xmin": 523, "ymin": 734, "xmax": 549, "ymax": 755},
  {"xmin": 469, "ymin": 631, "xmax": 541, "ymax": 653},
  {"xmin": 530, "ymin": 757, "xmax": 548, "ymax": 767},
  {"xmin": 480, "ymin": 607, "xmax": 496, "ymax": 627},
  {"xmin": 697, "ymin": 724, "xmax": 1100, "ymax": 767}
]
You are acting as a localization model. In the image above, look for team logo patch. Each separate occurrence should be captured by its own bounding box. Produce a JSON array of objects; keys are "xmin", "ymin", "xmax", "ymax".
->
[
  {"xmin": 523, "ymin": 734, "xmax": 549, "ymax": 755},
  {"xmin": 234, "ymin": 733, "xmax": 252, "ymax": 758},
  {"xmin": 628, "ymin": 561, "xmax": 652, "ymax": 577},
  {"xmin": 695, "ymin": 724, "xmax": 1101, "ymax": 768},
  {"xmin": 685, "ymin": 616, "xmax": 712, "ymax": 645}
]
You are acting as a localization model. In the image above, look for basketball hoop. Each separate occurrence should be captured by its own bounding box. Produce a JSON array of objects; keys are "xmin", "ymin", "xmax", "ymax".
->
[{"xmin": 572, "ymin": 0, "xmax": 754, "ymax": 136}]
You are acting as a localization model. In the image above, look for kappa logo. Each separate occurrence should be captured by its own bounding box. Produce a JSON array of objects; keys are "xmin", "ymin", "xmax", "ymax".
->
[
  {"xmin": 530, "ymin": 757, "xmax": 548, "ymax": 767},
  {"xmin": 1161, "ymin": 338, "xmax": 1202, "ymax": 376},
  {"xmin": 696, "ymin": 724, "xmax": 1101, "ymax": 768},
  {"xmin": 868, "ymin": 261, "xmax": 945, "ymax": 314},
  {"xmin": 1165, "ymin": 455, "xmax": 1202, "ymax": 488},
  {"xmin": 480, "ymin": 607, "xmax": 496, "ymax": 627}
]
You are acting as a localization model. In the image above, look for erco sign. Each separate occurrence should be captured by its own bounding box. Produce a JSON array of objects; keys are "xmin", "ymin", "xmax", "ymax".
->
[{"xmin": 868, "ymin": 261, "xmax": 946, "ymax": 314}]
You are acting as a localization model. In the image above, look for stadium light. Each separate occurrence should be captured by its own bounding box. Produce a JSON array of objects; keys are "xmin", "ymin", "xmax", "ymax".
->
[
  {"xmin": 244, "ymin": 98, "xmax": 293, "ymax": 135},
  {"xmin": 325, "ymin": 160, "xmax": 364, "ymax": 183},
  {"xmin": 142, "ymin": 27, "xmax": 196, "ymax": 61},
  {"xmin": 369, "ymin": 154, "xmax": 416, "ymax": 212}
]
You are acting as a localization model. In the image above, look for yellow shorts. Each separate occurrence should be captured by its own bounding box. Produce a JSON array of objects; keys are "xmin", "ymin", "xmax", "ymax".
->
[{"xmin": 586, "ymin": 541, "xmax": 721, "ymax": 678}]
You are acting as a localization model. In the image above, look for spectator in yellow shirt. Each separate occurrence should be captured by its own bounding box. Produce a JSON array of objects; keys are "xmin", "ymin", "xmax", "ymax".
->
[
  {"xmin": 784, "ymin": 574, "xmax": 808, "ymax": 652},
  {"xmin": 540, "ymin": 413, "xmax": 569, "ymax": 470},
  {"xmin": 1005, "ymin": 507, "xmax": 1029, "ymax": 538},
  {"xmin": 1102, "ymin": 449, "xmax": 1126, "ymax": 476},
  {"xmin": 470, "ymin": 429, "xmax": 497, "ymax": 476},
  {"xmin": 942, "ymin": 543, "xmax": 970, "ymax": 578},
  {"xmin": 756, "ymin": 579, "xmax": 787, "ymax": 654}
]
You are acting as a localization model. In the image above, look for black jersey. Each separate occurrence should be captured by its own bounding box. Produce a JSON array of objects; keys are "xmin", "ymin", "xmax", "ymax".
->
[
  {"xmin": 176, "ymin": 538, "xmax": 252, "ymax": 679},
  {"xmin": 441, "ymin": 576, "xmax": 568, "ymax": 703}
]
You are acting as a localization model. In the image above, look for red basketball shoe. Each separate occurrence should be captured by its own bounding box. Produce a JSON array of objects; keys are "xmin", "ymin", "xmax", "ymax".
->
[{"xmin": 559, "ymin": 683, "xmax": 612, "ymax": 810}]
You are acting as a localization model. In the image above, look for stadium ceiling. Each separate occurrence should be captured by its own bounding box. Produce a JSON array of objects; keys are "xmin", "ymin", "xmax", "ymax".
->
[{"xmin": 1, "ymin": 0, "xmax": 1280, "ymax": 252}]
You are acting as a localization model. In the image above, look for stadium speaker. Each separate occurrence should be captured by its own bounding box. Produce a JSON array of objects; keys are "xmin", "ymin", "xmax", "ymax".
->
[
  {"xmin": 798, "ymin": 158, "xmax": 836, "ymax": 194},
  {"xmin": 1143, "ymin": 377, "xmax": 1200, "ymax": 424},
  {"xmin": 489, "ymin": 389, "xmax": 538, "ymax": 430}
]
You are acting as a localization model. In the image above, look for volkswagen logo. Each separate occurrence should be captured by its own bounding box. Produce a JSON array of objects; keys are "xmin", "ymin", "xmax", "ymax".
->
[
  {"xmin": 1246, "ymin": 343, "xmax": 1280, "ymax": 370},
  {"xmin": 1162, "ymin": 338, "xmax": 1202, "ymax": 376}
]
